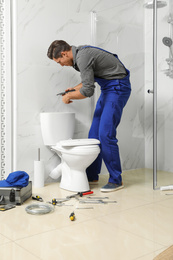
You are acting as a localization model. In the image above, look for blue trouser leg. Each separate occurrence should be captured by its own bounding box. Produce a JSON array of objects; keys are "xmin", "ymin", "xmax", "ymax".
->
[
  {"xmin": 86, "ymin": 98, "xmax": 103, "ymax": 181},
  {"xmin": 86, "ymin": 85, "xmax": 131, "ymax": 184}
]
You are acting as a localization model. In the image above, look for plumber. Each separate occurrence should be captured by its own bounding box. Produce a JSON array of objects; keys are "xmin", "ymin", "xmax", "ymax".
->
[{"xmin": 47, "ymin": 40, "xmax": 131, "ymax": 192}]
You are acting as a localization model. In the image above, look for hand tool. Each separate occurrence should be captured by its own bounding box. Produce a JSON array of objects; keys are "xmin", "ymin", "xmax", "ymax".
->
[
  {"xmin": 87, "ymin": 196, "xmax": 109, "ymax": 199},
  {"xmin": 56, "ymin": 203, "xmax": 74, "ymax": 207},
  {"xmin": 66, "ymin": 191, "xmax": 93, "ymax": 199},
  {"xmin": 79, "ymin": 199, "xmax": 107, "ymax": 204},
  {"xmin": 32, "ymin": 195, "xmax": 43, "ymax": 202},
  {"xmin": 76, "ymin": 206, "xmax": 94, "ymax": 209},
  {"xmin": 52, "ymin": 198, "xmax": 57, "ymax": 205},
  {"xmin": 0, "ymin": 204, "xmax": 16, "ymax": 211},
  {"xmin": 81, "ymin": 191, "xmax": 93, "ymax": 196},
  {"xmin": 47, "ymin": 201, "xmax": 73, "ymax": 207},
  {"xmin": 51, "ymin": 198, "xmax": 70, "ymax": 204},
  {"xmin": 69, "ymin": 211, "xmax": 75, "ymax": 221},
  {"xmin": 47, "ymin": 198, "xmax": 72, "ymax": 207},
  {"xmin": 54, "ymin": 198, "xmax": 70, "ymax": 202},
  {"xmin": 79, "ymin": 199, "xmax": 117, "ymax": 204},
  {"xmin": 56, "ymin": 89, "xmax": 76, "ymax": 96}
]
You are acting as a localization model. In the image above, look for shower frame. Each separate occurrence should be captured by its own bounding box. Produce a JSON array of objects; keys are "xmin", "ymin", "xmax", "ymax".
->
[
  {"xmin": 153, "ymin": 0, "xmax": 158, "ymax": 189},
  {"xmin": 152, "ymin": 0, "xmax": 172, "ymax": 190}
]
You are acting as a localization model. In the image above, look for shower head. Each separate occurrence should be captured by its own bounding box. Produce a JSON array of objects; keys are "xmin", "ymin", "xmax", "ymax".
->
[
  {"xmin": 162, "ymin": 37, "xmax": 173, "ymax": 58},
  {"xmin": 144, "ymin": 1, "xmax": 167, "ymax": 9},
  {"xmin": 162, "ymin": 37, "xmax": 173, "ymax": 47}
]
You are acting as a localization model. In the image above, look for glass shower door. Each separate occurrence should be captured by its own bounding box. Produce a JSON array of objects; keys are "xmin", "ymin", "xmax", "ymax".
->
[{"xmin": 156, "ymin": 0, "xmax": 173, "ymax": 189}]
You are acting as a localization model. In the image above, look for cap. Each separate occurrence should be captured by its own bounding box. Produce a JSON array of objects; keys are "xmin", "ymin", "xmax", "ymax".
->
[{"xmin": 0, "ymin": 171, "xmax": 29, "ymax": 188}]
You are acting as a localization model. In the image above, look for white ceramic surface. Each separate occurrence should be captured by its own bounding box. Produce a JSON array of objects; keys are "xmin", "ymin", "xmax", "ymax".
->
[{"xmin": 40, "ymin": 112, "xmax": 75, "ymax": 145}]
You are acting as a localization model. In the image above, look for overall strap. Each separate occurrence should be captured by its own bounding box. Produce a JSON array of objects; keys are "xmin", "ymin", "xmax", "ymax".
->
[{"xmin": 80, "ymin": 45, "xmax": 117, "ymax": 57}]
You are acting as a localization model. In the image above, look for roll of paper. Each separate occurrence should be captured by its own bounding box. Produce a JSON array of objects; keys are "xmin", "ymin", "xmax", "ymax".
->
[{"xmin": 34, "ymin": 160, "xmax": 45, "ymax": 188}]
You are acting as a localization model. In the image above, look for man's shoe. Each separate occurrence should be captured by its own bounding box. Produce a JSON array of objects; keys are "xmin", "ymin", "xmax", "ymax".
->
[{"xmin": 100, "ymin": 182, "xmax": 124, "ymax": 192}]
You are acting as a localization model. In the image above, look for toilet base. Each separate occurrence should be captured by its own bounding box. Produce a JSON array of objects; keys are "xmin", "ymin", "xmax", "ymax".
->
[{"xmin": 60, "ymin": 169, "xmax": 90, "ymax": 192}]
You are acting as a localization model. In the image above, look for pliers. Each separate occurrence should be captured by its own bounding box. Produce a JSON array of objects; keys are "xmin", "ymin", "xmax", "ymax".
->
[
  {"xmin": 56, "ymin": 89, "xmax": 76, "ymax": 96},
  {"xmin": 66, "ymin": 191, "xmax": 93, "ymax": 199}
]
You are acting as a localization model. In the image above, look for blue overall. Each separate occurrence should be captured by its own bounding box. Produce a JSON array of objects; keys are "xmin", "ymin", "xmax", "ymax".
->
[{"xmin": 85, "ymin": 46, "xmax": 131, "ymax": 184}]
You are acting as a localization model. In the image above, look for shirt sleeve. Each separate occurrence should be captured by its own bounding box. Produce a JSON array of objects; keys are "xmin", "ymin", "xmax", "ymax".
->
[{"xmin": 76, "ymin": 51, "xmax": 96, "ymax": 97}]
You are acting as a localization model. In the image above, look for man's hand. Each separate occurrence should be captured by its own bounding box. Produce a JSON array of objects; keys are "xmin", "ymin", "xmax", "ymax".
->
[
  {"xmin": 62, "ymin": 88, "xmax": 87, "ymax": 104},
  {"xmin": 64, "ymin": 87, "xmax": 74, "ymax": 93},
  {"xmin": 62, "ymin": 93, "xmax": 73, "ymax": 104}
]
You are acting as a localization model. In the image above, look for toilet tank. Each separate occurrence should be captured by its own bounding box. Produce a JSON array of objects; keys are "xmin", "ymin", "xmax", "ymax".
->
[{"xmin": 40, "ymin": 112, "xmax": 75, "ymax": 146}]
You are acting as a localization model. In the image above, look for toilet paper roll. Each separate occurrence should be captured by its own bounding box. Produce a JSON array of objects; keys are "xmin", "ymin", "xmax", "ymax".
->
[{"xmin": 34, "ymin": 160, "xmax": 45, "ymax": 188}]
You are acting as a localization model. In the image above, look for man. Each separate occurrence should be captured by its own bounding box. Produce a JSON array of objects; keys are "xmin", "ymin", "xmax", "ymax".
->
[{"xmin": 47, "ymin": 40, "xmax": 131, "ymax": 192}]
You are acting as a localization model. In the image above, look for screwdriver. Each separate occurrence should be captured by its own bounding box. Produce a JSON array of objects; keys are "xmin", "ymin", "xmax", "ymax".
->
[
  {"xmin": 69, "ymin": 211, "xmax": 75, "ymax": 221},
  {"xmin": 32, "ymin": 195, "xmax": 43, "ymax": 202},
  {"xmin": 52, "ymin": 198, "xmax": 57, "ymax": 205}
]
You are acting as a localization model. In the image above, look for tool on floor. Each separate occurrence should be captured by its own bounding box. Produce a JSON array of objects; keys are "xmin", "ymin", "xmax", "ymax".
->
[
  {"xmin": 79, "ymin": 199, "xmax": 117, "ymax": 204},
  {"xmin": 52, "ymin": 198, "xmax": 57, "ymax": 205},
  {"xmin": 81, "ymin": 191, "xmax": 94, "ymax": 196},
  {"xmin": 83, "ymin": 196, "xmax": 117, "ymax": 204},
  {"xmin": 0, "ymin": 204, "xmax": 16, "ymax": 211},
  {"xmin": 53, "ymin": 198, "xmax": 70, "ymax": 203},
  {"xmin": 47, "ymin": 198, "xmax": 73, "ymax": 207},
  {"xmin": 56, "ymin": 89, "xmax": 76, "ymax": 96},
  {"xmin": 160, "ymin": 185, "xmax": 173, "ymax": 191},
  {"xmin": 69, "ymin": 211, "xmax": 75, "ymax": 221},
  {"xmin": 57, "ymin": 203, "xmax": 74, "ymax": 207},
  {"xmin": 79, "ymin": 199, "xmax": 107, "ymax": 204},
  {"xmin": 66, "ymin": 191, "xmax": 93, "ymax": 199},
  {"xmin": 86, "ymin": 196, "xmax": 109, "ymax": 199},
  {"xmin": 76, "ymin": 206, "xmax": 94, "ymax": 210},
  {"xmin": 32, "ymin": 195, "xmax": 43, "ymax": 202}
]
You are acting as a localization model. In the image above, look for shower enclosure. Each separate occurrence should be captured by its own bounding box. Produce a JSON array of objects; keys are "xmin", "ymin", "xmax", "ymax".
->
[
  {"xmin": 145, "ymin": 0, "xmax": 173, "ymax": 189},
  {"xmin": 94, "ymin": 0, "xmax": 173, "ymax": 190}
]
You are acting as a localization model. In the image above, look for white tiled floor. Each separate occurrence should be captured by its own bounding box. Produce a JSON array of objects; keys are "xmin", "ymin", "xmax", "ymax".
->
[{"xmin": 1, "ymin": 169, "xmax": 173, "ymax": 260}]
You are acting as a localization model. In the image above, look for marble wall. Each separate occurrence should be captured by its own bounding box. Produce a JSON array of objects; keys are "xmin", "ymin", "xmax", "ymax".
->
[
  {"xmin": 96, "ymin": 0, "xmax": 145, "ymax": 171},
  {"xmin": 15, "ymin": 0, "xmax": 145, "ymax": 183}
]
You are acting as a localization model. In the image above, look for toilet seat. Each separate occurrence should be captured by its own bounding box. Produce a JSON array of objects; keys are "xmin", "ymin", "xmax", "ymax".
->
[
  {"xmin": 59, "ymin": 138, "xmax": 100, "ymax": 147},
  {"xmin": 53, "ymin": 139, "xmax": 100, "ymax": 155},
  {"xmin": 60, "ymin": 145, "xmax": 100, "ymax": 155}
]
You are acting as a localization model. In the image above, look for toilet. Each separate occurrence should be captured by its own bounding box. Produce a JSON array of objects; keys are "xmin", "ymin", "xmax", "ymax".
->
[
  {"xmin": 40, "ymin": 112, "xmax": 100, "ymax": 192},
  {"xmin": 51, "ymin": 139, "xmax": 100, "ymax": 192}
]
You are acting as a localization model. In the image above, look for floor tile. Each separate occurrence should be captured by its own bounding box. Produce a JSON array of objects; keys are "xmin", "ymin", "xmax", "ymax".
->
[
  {"xmin": 15, "ymin": 219, "xmax": 163, "ymax": 260},
  {"xmin": 134, "ymin": 247, "xmax": 167, "ymax": 259},
  {"xmin": 0, "ymin": 233, "xmax": 11, "ymax": 245},
  {"xmin": 0, "ymin": 200, "xmax": 91, "ymax": 240},
  {"xmin": 97, "ymin": 203, "xmax": 173, "ymax": 246},
  {"xmin": 0, "ymin": 242, "xmax": 40, "ymax": 260}
]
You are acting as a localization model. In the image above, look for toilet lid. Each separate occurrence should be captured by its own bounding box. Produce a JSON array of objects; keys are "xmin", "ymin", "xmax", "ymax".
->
[{"xmin": 59, "ymin": 138, "xmax": 100, "ymax": 147}]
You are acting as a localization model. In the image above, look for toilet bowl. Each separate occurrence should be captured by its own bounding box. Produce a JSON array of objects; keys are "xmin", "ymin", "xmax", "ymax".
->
[
  {"xmin": 51, "ymin": 139, "xmax": 100, "ymax": 192},
  {"xmin": 40, "ymin": 112, "xmax": 100, "ymax": 192}
]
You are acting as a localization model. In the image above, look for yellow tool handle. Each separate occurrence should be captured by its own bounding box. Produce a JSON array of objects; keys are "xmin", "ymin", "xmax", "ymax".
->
[{"xmin": 69, "ymin": 212, "xmax": 75, "ymax": 221}]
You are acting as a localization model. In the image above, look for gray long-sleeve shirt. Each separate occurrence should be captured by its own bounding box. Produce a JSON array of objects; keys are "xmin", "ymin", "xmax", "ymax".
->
[{"xmin": 72, "ymin": 45, "xmax": 127, "ymax": 97}]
